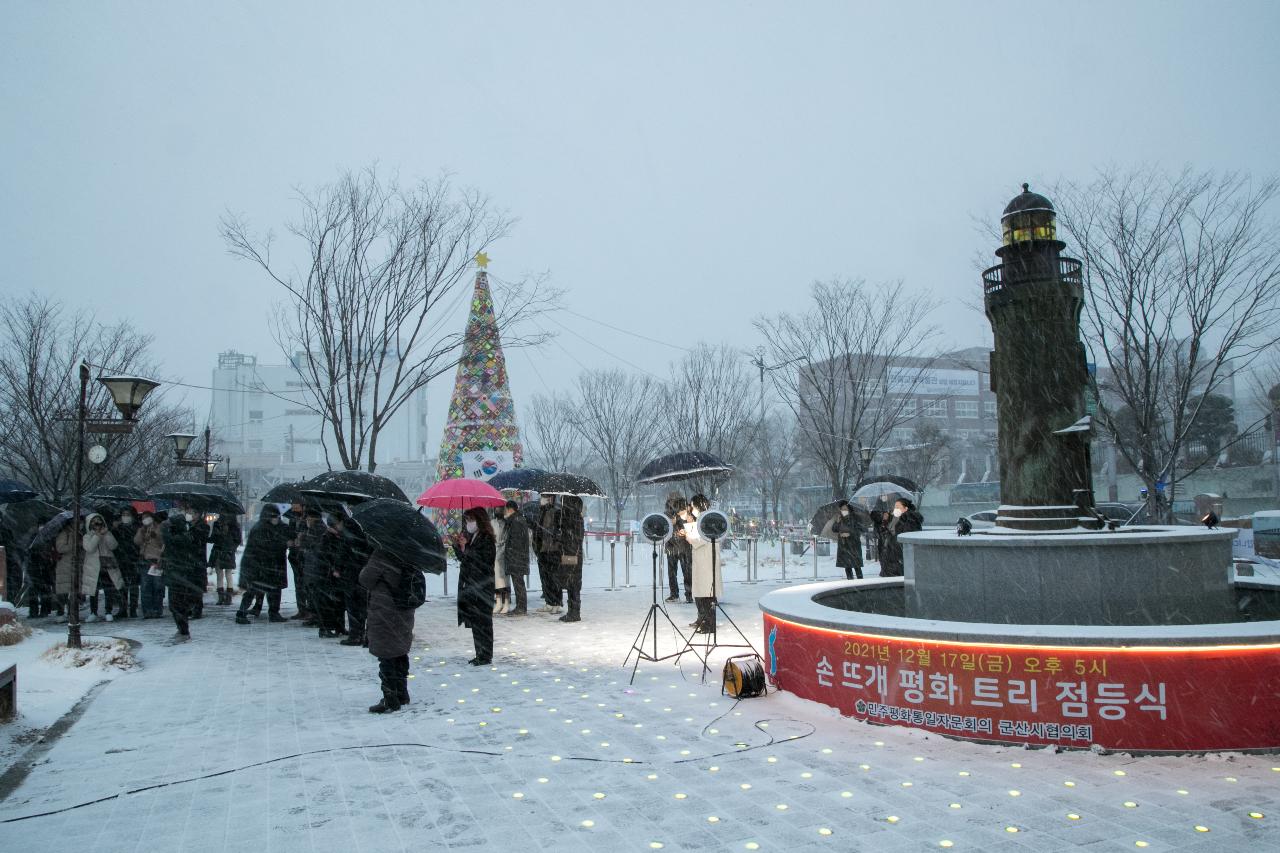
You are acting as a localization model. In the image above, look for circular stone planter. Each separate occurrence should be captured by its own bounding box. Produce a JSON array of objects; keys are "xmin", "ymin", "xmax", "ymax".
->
[{"xmin": 759, "ymin": 579, "xmax": 1280, "ymax": 752}]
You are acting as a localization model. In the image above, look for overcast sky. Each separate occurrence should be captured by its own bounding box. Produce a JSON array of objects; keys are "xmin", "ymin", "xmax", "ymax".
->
[{"xmin": 3, "ymin": 1, "xmax": 1278, "ymax": 453}]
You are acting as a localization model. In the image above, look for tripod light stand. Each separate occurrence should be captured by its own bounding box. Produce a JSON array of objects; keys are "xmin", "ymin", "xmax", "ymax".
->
[
  {"xmin": 623, "ymin": 513, "xmax": 703, "ymax": 683},
  {"xmin": 680, "ymin": 509, "xmax": 760, "ymax": 681}
]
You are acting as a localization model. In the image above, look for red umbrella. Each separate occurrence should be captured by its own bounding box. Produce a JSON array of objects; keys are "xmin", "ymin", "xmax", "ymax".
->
[{"xmin": 416, "ymin": 478, "xmax": 507, "ymax": 510}]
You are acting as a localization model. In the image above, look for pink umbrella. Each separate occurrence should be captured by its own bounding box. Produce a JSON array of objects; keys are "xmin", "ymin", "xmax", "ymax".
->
[{"xmin": 416, "ymin": 478, "xmax": 507, "ymax": 510}]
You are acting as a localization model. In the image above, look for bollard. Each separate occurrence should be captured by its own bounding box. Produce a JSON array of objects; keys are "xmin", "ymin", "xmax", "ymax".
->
[
  {"xmin": 609, "ymin": 540, "xmax": 617, "ymax": 590},
  {"xmin": 780, "ymin": 536, "xmax": 787, "ymax": 582},
  {"xmin": 812, "ymin": 537, "xmax": 819, "ymax": 579},
  {"xmin": 601, "ymin": 534, "xmax": 605, "ymax": 560},
  {"xmin": 623, "ymin": 538, "xmax": 632, "ymax": 587},
  {"xmin": 442, "ymin": 567, "xmax": 448, "ymax": 597}
]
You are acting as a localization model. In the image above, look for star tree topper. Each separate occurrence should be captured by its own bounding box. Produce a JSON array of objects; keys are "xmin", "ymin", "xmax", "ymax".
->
[{"xmin": 474, "ymin": 251, "xmax": 490, "ymax": 269}]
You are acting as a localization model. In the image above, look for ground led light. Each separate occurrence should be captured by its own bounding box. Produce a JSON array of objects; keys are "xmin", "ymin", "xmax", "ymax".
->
[
  {"xmin": 818, "ymin": 827, "xmax": 832, "ymax": 836},
  {"xmin": 1194, "ymin": 825, "xmax": 1209, "ymax": 832},
  {"xmin": 1248, "ymin": 811, "xmax": 1264, "ymax": 819}
]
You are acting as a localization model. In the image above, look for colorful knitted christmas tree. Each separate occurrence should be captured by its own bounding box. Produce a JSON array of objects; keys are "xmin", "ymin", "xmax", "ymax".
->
[{"xmin": 435, "ymin": 256, "xmax": 523, "ymax": 490}]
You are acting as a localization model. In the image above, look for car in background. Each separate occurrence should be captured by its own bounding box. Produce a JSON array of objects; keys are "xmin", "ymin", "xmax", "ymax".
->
[{"xmin": 965, "ymin": 510, "xmax": 998, "ymax": 528}]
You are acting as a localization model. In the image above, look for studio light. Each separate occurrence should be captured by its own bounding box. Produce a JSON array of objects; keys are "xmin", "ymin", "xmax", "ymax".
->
[
  {"xmin": 697, "ymin": 509, "xmax": 729, "ymax": 540},
  {"xmin": 641, "ymin": 512, "xmax": 672, "ymax": 542}
]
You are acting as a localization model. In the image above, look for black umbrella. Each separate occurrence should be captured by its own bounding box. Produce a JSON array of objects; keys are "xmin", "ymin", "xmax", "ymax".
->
[
  {"xmin": 485, "ymin": 468, "xmax": 549, "ymax": 492},
  {"xmin": 147, "ymin": 482, "xmax": 245, "ymax": 515},
  {"xmin": 84, "ymin": 484, "xmax": 149, "ymax": 503},
  {"xmin": 349, "ymin": 499, "xmax": 446, "ymax": 574},
  {"xmin": 0, "ymin": 499, "xmax": 64, "ymax": 542},
  {"xmin": 260, "ymin": 482, "xmax": 306, "ymax": 504},
  {"xmin": 0, "ymin": 478, "xmax": 38, "ymax": 504},
  {"xmin": 538, "ymin": 471, "xmax": 606, "ymax": 497},
  {"xmin": 31, "ymin": 508, "xmax": 93, "ymax": 551},
  {"xmin": 809, "ymin": 500, "xmax": 870, "ymax": 538},
  {"xmin": 636, "ymin": 451, "xmax": 733, "ymax": 485},
  {"xmin": 300, "ymin": 470, "xmax": 410, "ymax": 505},
  {"xmin": 519, "ymin": 499, "xmax": 541, "ymax": 525}
]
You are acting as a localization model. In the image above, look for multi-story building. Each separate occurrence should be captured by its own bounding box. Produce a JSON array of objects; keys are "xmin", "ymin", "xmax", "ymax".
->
[{"xmin": 208, "ymin": 350, "xmax": 431, "ymax": 499}]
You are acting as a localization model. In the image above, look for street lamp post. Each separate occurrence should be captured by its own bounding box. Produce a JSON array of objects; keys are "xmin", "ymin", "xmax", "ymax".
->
[
  {"xmin": 858, "ymin": 442, "xmax": 877, "ymax": 484},
  {"xmin": 170, "ymin": 427, "xmax": 221, "ymax": 482},
  {"xmin": 67, "ymin": 365, "xmax": 159, "ymax": 649},
  {"xmin": 749, "ymin": 346, "xmax": 805, "ymax": 529}
]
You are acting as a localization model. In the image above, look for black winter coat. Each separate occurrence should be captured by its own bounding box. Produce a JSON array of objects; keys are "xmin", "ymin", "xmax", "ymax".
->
[
  {"xmin": 239, "ymin": 510, "xmax": 289, "ymax": 592},
  {"xmin": 161, "ymin": 517, "xmax": 208, "ymax": 592},
  {"xmin": 879, "ymin": 509, "xmax": 924, "ymax": 577},
  {"xmin": 113, "ymin": 521, "xmax": 141, "ymax": 583},
  {"xmin": 502, "ymin": 514, "xmax": 531, "ymax": 576},
  {"xmin": 831, "ymin": 514, "xmax": 864, "ymax": 570},
  {"xmin": 534, "ymin": 505, "xmax": 562, "ymax": 555},
  {"xmin": 359, "ymin": 551, "xmax": 414, "ymax": 659},
  {"xmin": 456, "ymin": 530, "xmax": 496, "ymax": 629},
  {"xmin": 208, "ymin": 517, "xmax": 242, "ymax": 570}
]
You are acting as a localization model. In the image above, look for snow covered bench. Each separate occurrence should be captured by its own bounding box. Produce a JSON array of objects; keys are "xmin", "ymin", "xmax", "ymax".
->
[{"xmin": 0, "ymin": 663, "xmax": 14, "ymax": 721}]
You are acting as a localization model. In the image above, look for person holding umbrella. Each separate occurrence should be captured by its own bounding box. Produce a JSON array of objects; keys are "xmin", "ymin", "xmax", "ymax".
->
[
  {"xmin": 533, "ymin": 495, "xmax": 563, "ymax": 613},
  {"xmin": 162, "ymin": 503, "xmax": 207, "ymax": 638},
  {"xmin": 879, "ymin": 498, "xmax": 924, "ymax": 577},
  {"xmin": 235, "ymin": 505, "xmax": 289, "ymax": 624},
  {"xmin": 831, "ymin": 500, "xmax": 866, "ymax": 581},
  {"xmin": 556, "ymin": 495, "xmax": 586, "ymax": 623},
  {"xmin": 453, "ymin": 507, "xmax": 496, "ymax": 665},
  {"xmin": 359, "ymin": 546, "xmax": 417, "ymax": 712},
  {"xmin": 352, "ymin": 497, "xmax": 446, "ymax": 712},
  {"xmin": 113, "ymin": 508, "xmax": 141, "ymax": 618}
]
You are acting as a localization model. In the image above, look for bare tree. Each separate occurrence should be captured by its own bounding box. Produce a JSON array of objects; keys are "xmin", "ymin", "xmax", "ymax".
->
[
  {"xmin": 0, "ymin": 295, "xmax": 187, "ymax": 501},
  {"xmin": 525, "ymin": 391, "xmax": 587, "ymax": 471},
  {"xmin": 566, "ymin": 370, "xmax": 660, "ymax": 531},
  {"xmin": 222, "ymin": 166, "xmax": 554, "ymax": 472},
  {"xmin": 754, "ymin": 411, "xmax": 801, "ymax": 527},
  {"xmin": 892, "ymin": 422, "xmax": 953, "ymax": 504},
  {"xmin": 1053, "ymin": 168, "xmax": 1280, "ymax": 519},
  {"xmin": 754, "ymin": 278, "xmax": 940, "ymax": 498},
  {"xmin": 659, "ymin": 343, "xmax": 760, "ymax": 465}
]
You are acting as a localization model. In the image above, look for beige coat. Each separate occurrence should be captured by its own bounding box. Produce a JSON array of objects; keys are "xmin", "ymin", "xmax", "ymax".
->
[
  {"xmin": 55, "ymin": 526, "xmax": 78, "ymax": 596},
  {"xmin": 492, "ymin": 516, "xmax": 509, "ymax": 590},
  {"xmin": 81, "ymin": 513, "xmax": 121, "ymax": 596},
  {"xmin": 686, "ymin": 520, "xmax": 724, "ymax": 599}
]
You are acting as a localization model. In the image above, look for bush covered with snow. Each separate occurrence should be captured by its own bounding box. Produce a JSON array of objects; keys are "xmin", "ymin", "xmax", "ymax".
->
[
  {"xmin": 0, "ymin": 615, "xmax": 33, "ymax": 646},
  {"xmin": 39, "ymin": 638, "xmax": 137, "ymax": 670}
]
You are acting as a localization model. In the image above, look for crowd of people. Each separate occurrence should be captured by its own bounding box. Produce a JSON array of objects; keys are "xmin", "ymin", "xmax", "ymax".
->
[{"xmin": 3, "ymin": 489, "xmax": 921, "ymax": 713}]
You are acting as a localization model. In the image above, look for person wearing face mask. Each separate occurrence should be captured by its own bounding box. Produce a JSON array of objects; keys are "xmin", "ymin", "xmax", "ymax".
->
[
  {"xmin": 135, "ymin": 511, "xmax": 166, "ymax": 617},
  {"xmin": 685, "ymin": 494, "xmax": 723, "ymax": 634},
  {"xmin": 831, "ymin": 500, "xmax": 866, "ymax": 581},
  {"xmin": 879, "ymin": 498, "xmax": 924, "ymax": 577},
  {"xmin": 162, "ymin": 504, "xmax": 207, "ymax": 638},
  {"xmin": 453, "ymin": 507, "xmax": 496, "ymax": 665},
  {"xmin": 113, "ymin": 509, "xmax": 141, "ymax": 618},
  {"xmin": 235, "ymin": 505, "xmax": 290, "ymax": 624},
  {"xmin": 532, "ymin": 494, "xmax": 564, "ymax": 613},
  {"xmin": 81, "ymin": 513, "xmax": 120, "ymax": 623},
  {"xmin": 207, "ymin": 512, "xmax": 243, "ymax": 607}
]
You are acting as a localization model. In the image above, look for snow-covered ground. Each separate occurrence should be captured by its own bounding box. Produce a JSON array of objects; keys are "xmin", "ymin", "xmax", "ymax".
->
[{"xmin": 0, "ymin": 546, "xmax": 1275, "ymax": 851}]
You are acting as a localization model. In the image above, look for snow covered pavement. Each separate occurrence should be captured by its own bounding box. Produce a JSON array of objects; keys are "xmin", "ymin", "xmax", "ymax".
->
[{"xmin": 1, "ymin": 557, "xmax": 1276, "ymax": 852}]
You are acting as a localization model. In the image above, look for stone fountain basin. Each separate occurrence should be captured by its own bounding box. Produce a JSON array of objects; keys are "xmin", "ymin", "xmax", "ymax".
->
[{"xmin": 759, "ymin": 577, "xmax": 1280, "ymax": 752}]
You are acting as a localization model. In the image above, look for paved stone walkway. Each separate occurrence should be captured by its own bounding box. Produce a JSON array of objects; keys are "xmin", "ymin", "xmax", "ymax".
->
[{"xmin": 1, "ymin": 579, "xmax": 1275, "ymax": 852}]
